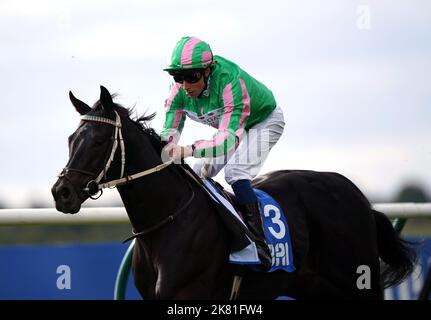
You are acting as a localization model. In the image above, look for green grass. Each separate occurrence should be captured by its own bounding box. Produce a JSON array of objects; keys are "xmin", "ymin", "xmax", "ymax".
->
[
  {"xmin": 400, "ymin": 218, "xmax": 431, "ymax": 236},
  {"xmin": 0, "ymin": 224, "xmax": 133, "ymax": 245},
  {"xmin": 0, "ymin": 218, "xmax": 429, "ymax": 246}
]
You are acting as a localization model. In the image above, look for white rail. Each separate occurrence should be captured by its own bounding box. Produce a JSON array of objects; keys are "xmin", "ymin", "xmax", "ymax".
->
[
  {"xmin": 0, "ymin": 207, "xmax": 129, "ymax": 225},
  {"xmin": 373, "ymin": 203, "xmax": 431, "ymax": 219},
  {"xmin": 0, "ymin": 203, "xmax": 430, "ymax": 226}
]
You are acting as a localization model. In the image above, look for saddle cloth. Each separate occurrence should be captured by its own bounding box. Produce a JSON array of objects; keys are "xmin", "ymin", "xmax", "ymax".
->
[{"xmin": 203, "ymin": 178, "xmax": 295, "ymax": 273}]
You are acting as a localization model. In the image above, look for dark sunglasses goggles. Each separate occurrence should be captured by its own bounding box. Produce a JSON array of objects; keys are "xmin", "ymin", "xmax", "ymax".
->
[{"xmin": 170, "ymin": 70, "xmax": 204, "ymax": 84}]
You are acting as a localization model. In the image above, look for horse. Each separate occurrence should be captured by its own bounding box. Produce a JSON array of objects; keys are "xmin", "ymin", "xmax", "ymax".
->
[{"xmin": 51, "ymin": 86, "xmax": 416, "ymax": 300}]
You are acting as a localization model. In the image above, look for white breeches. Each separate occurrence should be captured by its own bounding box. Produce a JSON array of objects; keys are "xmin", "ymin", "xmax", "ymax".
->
[{"xmin": 193, "ymin": 106, "xmax": 285, "ymax": 185}]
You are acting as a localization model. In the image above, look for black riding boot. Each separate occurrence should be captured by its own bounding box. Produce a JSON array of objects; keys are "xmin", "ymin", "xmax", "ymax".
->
[{"xmin": 239, "ymin": 202, "xmax": 272, "ymax": 270}]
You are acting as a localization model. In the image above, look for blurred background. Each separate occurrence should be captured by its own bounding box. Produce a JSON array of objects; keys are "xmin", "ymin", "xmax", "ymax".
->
[{"xmin": 0, "ymin": 0, "xmax": 430, "ymax": 299}]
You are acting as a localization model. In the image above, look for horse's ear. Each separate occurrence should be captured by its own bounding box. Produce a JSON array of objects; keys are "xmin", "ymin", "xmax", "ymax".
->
[
  {"xmin": 100, "ymin": 85, "xmax": 113, "ymax": 110},
  {"xmin": 69, "ymin": 91, "xmax": 91, "ymax": 115}
]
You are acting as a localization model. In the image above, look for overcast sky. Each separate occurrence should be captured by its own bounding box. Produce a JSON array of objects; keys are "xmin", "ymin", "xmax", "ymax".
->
[{"xmin": 1, "ymin": 0, "xmax": 430, "ymax": 207}]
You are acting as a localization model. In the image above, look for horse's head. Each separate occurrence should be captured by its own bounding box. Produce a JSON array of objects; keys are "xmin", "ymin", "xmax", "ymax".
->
[{"xmin": 52, "ymin": 86, "xmax": 128, "ymax": 213}]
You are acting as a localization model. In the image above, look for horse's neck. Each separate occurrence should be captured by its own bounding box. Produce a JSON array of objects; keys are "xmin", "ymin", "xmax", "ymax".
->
[
  {"xmin": 116, "ymin": 124, "xmax": 188, "ymax": 232},
  {"xmin": 115, "ymin": 123, "xmax": 235, "ymax": 298}
]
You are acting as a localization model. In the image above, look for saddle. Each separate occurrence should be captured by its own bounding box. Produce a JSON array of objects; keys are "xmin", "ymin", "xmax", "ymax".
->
[
  {"xmin": 179, "ymin": 164, "xmax": 295, "ymax": 273},
  {"xmin": 209, "ymin": 180, "xmax": 240, "ymax": 211},
  {"xmin": 179, "ymin": 164, "xmax": 254, "ymax": 252}
]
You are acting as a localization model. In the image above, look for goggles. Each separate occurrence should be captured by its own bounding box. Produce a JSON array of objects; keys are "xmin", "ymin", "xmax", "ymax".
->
[{"xmin": 170, "ymin": 70, "xmax": 204, "ymax": 84}]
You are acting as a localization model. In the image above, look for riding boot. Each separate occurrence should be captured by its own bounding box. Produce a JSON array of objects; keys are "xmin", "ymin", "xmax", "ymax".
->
[{"xmin": 239, "ymin": 202, "xmax": 272, "ymax": 270}]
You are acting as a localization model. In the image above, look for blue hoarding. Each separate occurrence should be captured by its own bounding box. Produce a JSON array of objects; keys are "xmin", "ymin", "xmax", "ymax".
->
[
  {"xmin": 0, "ymin": 242, "xmax": 140, "ymax": 300},
  {"xmin": 0, "ymin": 238, "xmax": 429, "ymax": 300}
]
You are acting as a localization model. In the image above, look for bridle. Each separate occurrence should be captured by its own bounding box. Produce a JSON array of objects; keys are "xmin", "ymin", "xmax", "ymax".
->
[
  {"xmin": 57, "ymin": 108, "xmax": 243, "ymax": 299},
  {"xmin": 58, "ymin": 111, "xmax": 173, "ymax": 199},
  {"xmin": 58, "ymin": 110, "xmax": 196, "ymax": 238}
]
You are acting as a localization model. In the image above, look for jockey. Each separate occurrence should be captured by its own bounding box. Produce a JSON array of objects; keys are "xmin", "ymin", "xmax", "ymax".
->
[{"xmin": 161, "ymin": 36, "xmax": 285, "ymax": 270}]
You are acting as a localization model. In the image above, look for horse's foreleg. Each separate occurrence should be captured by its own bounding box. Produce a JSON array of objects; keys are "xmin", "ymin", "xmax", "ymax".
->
[{"xmin": 132, "ymin": 239, "xmax": 158, "ymax": 299}]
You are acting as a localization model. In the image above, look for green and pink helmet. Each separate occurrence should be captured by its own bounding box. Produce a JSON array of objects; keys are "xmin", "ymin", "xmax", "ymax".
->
[{"xmin": 164, "ymin": 36, "xmax": 214, "ymax": 72}]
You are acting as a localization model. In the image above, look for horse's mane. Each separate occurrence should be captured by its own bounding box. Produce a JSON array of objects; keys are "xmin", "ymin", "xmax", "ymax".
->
[
  {"xmin": 135, "ymin": 113, "xmax": 168, "ymax": 153},
  {"xmin": 91, "ymin": 95, "xmax": 167, "ymax": 153}
]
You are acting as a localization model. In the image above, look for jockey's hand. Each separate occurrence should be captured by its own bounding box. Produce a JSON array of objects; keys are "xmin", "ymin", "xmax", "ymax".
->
[{"xmin": 164, "ymin": 143, "xmax": 193, "ymax": 161}]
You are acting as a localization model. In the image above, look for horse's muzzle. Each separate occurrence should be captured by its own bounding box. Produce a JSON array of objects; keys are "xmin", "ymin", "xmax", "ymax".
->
[{"xmin": 51, "ymin": 178, "xmax": 82, "ymax": 214}]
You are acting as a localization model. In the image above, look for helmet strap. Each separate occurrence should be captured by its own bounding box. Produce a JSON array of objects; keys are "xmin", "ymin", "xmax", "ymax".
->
[{"xmin": 199, "ymin": 68, "xmax": 212, "ymax": 97}]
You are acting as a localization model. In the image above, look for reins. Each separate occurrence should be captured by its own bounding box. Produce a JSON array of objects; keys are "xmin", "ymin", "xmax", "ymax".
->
[{"xmin": 122, "ymin": 177, "xmax": 195, "ymax": 242}]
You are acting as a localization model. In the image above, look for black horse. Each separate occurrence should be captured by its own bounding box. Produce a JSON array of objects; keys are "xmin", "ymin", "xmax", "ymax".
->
[{"xmin": 52, "ymin": 86, "xmax": 416, "ymax": 299}]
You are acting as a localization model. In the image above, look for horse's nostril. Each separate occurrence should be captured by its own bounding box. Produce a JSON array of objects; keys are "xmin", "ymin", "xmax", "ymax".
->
[{"xmin": 60, "ymin": 186, "xmax": 71, "ymax": 199}]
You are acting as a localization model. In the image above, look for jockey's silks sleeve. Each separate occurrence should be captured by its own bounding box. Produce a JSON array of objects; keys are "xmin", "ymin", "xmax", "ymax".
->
[
  {"xmin": 160, "ymin": 83, "xmax": 186, "ymax": 144},
  {"xmin": 192, "ymin": 79, "xmax": 249, "ymax": 158},
  {"xmin": 160, "ymin": 55, "xmax": 277, "ymax": 157}
]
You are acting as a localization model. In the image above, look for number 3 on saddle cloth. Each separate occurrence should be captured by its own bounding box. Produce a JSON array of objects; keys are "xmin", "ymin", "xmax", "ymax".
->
[{"xmin": 203, "ymin": 178, "xmax": 295, "ymax": 273}]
